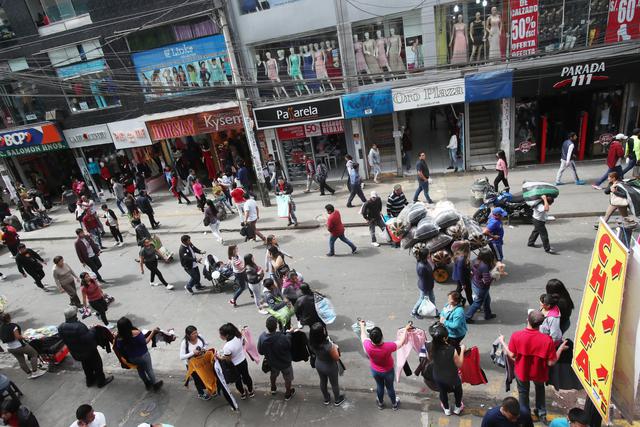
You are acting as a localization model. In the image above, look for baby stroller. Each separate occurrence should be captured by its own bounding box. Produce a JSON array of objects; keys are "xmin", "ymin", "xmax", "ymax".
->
[
  {"xmin": 202, "ymin": 254, "xmax": 237, "ymax": 293},
  {"xmin": 28, "ymin": 335, "xmax": 69, "ymax": 370}
]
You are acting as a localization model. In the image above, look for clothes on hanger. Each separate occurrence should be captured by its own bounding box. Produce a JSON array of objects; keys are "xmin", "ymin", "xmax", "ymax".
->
[
  {"xmin": 395, "ymin": 327, "xmax": 427, "ymax": 381},
  {"xmin": 242, "ymin": 326, "xmax": 260, "ymax": 364},
  {"xmin": 459, "ymin": 346, "xmax": 488, "ymax": 385}
]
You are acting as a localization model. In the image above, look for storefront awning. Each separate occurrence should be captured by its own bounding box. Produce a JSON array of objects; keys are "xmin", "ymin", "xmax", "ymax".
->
[
  {"xmin": 0, "ymin": 123, "xmax": 68, "ymax": 158},
  {"xmin": 465, "ymin": 70, "xmax": 513, "ymax": 103}
]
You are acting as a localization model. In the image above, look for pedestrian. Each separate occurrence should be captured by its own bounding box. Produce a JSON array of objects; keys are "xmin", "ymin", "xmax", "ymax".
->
[
  {"xmin": 264, "ymin": 235, "xmax": 292, "ymax": 280},
  {"xmin": 1, "ymin": 224, "xmax": 20, "ymax": 257},
  {"xmin": 361, "ymin": 191, "xmax": 387, "ymax": 247},
  {"xmin": 452, "ymin": 240, "xmax": 473, "ymax": 305},
  {"xmin": 179, "ymin": 325, "xmax": 212, "ymax": 400},
  {"xmin": 61, "ymin": 185, "xmax": 79, "ymax": 214},
  {"xmin": 236, "ymin": 160, "xmax": 254, "ymax": 197},
  {"xmin": 217, "ymin": 323, "xmax": 255, "ymax": 399},
  {"xmin": 386, "ymin": 184, "xmax": 408, "ymax": 218},
  {"xmin": 316, "ymin": 161, "xmax": 335, "ymax": 195},
  {"xmin": 499, "ymin": 311, "xmax": 568, "ymax": 425},
  {"xmin": 599, "ymin": 171, "xmax": 629, "ymax": 225},
  {"xmin": 171, "ymin": 173, "xmax": 191, "ymax": 204},
  {"xmin": 132, "ymin": 219, "xmax": 152, "ymax": 247},
  {"xmin": 465, "ymin": 248, "xmax": 498, "ymax": 323},
  {"xmin": 308, "ymin": 322, "xmax": 345, "ymax": 406},
  {"xmin": 346, "ymin": 163, "xmax": 366, "ymax": 208},
  {"xmin": 304, "ymin": 155, "xmax": 318, "ymax": 192},
  {"xmin": 203, "ymin": 200, "xmax": 222, "ymax": 244},
  {"xmin": 282, "ymin": 271, "xmax": 302, "ymax": 305},
  {"xmin": 230, "ymin": 182, "xmax": 246, "ymax": 216},
  {"xmin": 101, "ymin": 204, "xmax": 123, "ymax": 247},
  {"xmin": 555, "ymin": 132, "xmax": 585, "ymax": 186},
  {"xmin": 52, "ymin": 256, "xmax": 82, "ymax": 308},
  {"xmin": 228, "ymin": 245, "xmax": 248, "ymax": 308},
  {"xmin": 267, "ymin": 246, "xmax": 290, "ymax": 287},
  {"xmin": 111, "ymin": 178, "xmax": 126, "ymax": 215},
  {"xmin": 484, "ymin": 207, "xmax": 506, "ymax": 261},
  {"xmin": 58, "ymin": 307, "xmax": 114, "ymax": 388},
  {"xmin": 359, "ymin": 320, "xmax": 411, "ymax": 410},
  {"xmin": 344, "ymin": 155, "xmax": 355, "ymax": 191},
  {"xmin": 80, "ymin": 272, "xmax": 110, "ymax": 327},
  {"xmin": 539, "ymin": 293, "xmax": 563, "ymax": 343},
  {"xmin": 124, "ymin": 193, "xmax": 138, "ymax": 216},
  {"xmin": 368, "ymin": 144, "xmax": 382, "ymax": 183},
  {"xmin": 15, "ymin": 244, "xmax": 48, "ymax": 291},
  {"xmin": 294, "ymin": 283, "xmax": 323, "ymax": 327},
  {"xmin": 494, "ymin": 150, "xmax": 509, "ymax": 192},
  {"xmin": 545, "ymin": 279, "xmax": 574, "ymax": 334},
  {"xmin": 81, "ymin": 209, "xmax": 105, "ymax": 250},
  {"xmin": 179, "ymin": 234, "xmax": 206, "ymax": 295},
  {"xmin": 75, "ymin": 229, "xmax": 105, "ymax": 283},
  {"xmin": 439, "ymin": 291, "xmax": 467, "ymax": 347},
  {"xmin": 325, "ymin": 204, "xmax": 357, "ymax": 256},
  {"xmin": 262, "ymin": 279, "xmax": 287, "ymax": 318},
  {"xmin": 411, "ymin": 247, "xmax": 435, "ymax": 319},
  {"xmin": 622, "ymin": 128, "xmax": 640, "ymax": 177},
  {"xmin": 276, "ymin": 177, "xmax": 298, "ymax": 226},
  {"xmin": 593, "ymin": 133, "xmax": 626, "ymax": 189},
  {"xmin": 413, "ymin": 152, "xmax": 433, "ymax": 203},
  {"xmin": 243, "ymin": 194, "xmax": 266, "ymax": 243},
  {"xmin": 0, "ymin": 313, "xmax": 46, "ymax": 380},
  {"xmin": 218, "ymin": 170, "xmax": 234, "ymax": 203},
  {"xmin": 481, "ymin": 397, "xmax": 534, "ymax": 427},
  {"xmin": 446, "ymin": 131, "xmax": 459, "ymax": 172},
  {"xmin": 527, "ymin": 195, "xmax": 556, "ymax": 254},
  {"xmin": 245, "ymin": 254, "xmax": 266, "ymax": 314},
  {"xmin": 0, "ymin": 398, "xmax": 39, "ymax": 427},
  {"xmin": 429, "ymin": 323, "xmax": 465, "ymax": 416},
  {"xmin": 136, "ymin": 191, "xmax": 160, "ymax": 229},
  {"xmin": 258, "ymin": 316, "xmax": 296, "ymax": 400},
  {"xmin": 192, "ymin": 178, "xmax": 206, "ymax": 212},
  {"xmin": 115, "ymin": 317, "xmax": 164, "ymax": 391},
  {"xmin": 549, "ymin": 408, "xmax": 589, "ymax": 427},
  {"xmin": 135, "ymin": 171, "xmax": 147, "ymax": 195},
  {"xmin": 140, "ymin": 239, "xmax": 174, "ymax": 290},
  {"xmin": 186, "ymin": 169, "xmax": 197, "ymax": 195}
]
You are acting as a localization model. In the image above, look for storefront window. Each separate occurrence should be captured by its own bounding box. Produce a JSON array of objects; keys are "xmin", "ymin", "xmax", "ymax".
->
[
  {"xmin": 0, "ymin": 81, "xmax": 44, "ymax": 129},
  {"xmin": 238, "ymin": 0, "xmax": 301, "ymax": 15},
  {"xmin": 514, "ymin": 101, "xmax": 539, "ymax": 164},
  {"xmin": 57, "ymin": 59, "xmax": 121, "ymax": 113},
  {"xmin": 127, "ymin": 18, "xmax": 219, "ymax": 52},
  {"xmin": 0, "ymin": 8, "xmax": 15, "ymax": 40}
]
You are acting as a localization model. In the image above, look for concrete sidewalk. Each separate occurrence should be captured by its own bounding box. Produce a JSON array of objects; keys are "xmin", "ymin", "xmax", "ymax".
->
[{"xmin": 18, "ymin": 160, "xmax": 612, "ymax": 242}]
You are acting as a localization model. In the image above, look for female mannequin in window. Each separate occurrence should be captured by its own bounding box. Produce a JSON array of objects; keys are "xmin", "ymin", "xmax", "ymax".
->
[
  {"xmin": 301, "ymin": 45, "xmax": 319, "ymax": 93},
  {"xmin": 486, "ymin": 7, "xmax": 502, "ymax": 59},
  {"xmin": 255, "ymin": 53, "xmax": 269, "ymax": 98},
  {"xmin": 386, "ymin": 27, "xmax": 405, "ymax": 71},
  {"xmin": 411, "ymin": 37, "xmax": 424, "ymax": 69},
  {"xmin": 353, "ymin": 34, "xmax": 372, "ymax": 83},
  {"xmin": 265, "ymin": 51, "xmax": 288, "ymax": 99},
  {"xmin": 450, "ymin": 15, "xmax": 468, "ymax": 64},
  {"xmin": 375, "ymin": 29, "xmax": 390, "ymax": 75},
  {"xmin": 313, "ymin": 42, "xmax": 334, "ymax": 92},
  {"xmin": 363, "ymin": 32, "xmax": 381, "ymax": 80},
  {"xmin": 469, "ymin": 12, "xmax": 486, "ymax": 61},
  {"xmin": 277, "ymin": 49, "xmax": 290, "ymax": 87},
  {"xmin": 287, "ymin": 47, "xmax": 310, "ymax": 96}
]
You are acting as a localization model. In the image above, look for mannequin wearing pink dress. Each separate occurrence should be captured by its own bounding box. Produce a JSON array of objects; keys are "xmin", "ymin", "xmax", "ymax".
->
[
  {"xmin": 375, "ymin": 30, "xmax": 390, "ymax": 69},
  {"xmin": 353, "ymin": 34, "xmax": 369, "ymax": 73},
  {"xmin": 313, "ymin": 43, "xmax": 334, "ymax": 91},
  {"xmin": 450, "ymin": 15, "xmax": 468, "ymax": 64}
]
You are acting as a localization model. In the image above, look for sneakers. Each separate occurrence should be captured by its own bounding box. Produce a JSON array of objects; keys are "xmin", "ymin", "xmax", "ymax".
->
[
  {"xmin": 117, "ymin": 242, "xmax": 124, "ymax": 247},
  {"xmin": 240, "ymin": 392, "xmax": 247, "ymax": 400},
  {"xmin": 376, "ymin": 399, "xmax": 384, "ymax": 410},
  {"xmin": 185, "ymin": 286, "xmax": 194, "ymax": 296},
  {"xmin": 258, "ymin": 309, "xmax": 269, "ymax": 315},
  {"xmin": 271, "ymin": 385, "xmax": 277, "ymax": 395},
  {"xmin": 576, "ymin": 180, "xmax": 586, "ymax": 185},
  {"xmin": 351, "ymin": 248, "xmax": 358, "ymax": 254},
  {"xmin": 112, "ymin": 241, "xmax": 119, "ymax": 247},
  {"xmin": 248, "ymin": 390, "xmax": 255, "ymax": 398},
  {"xmin": 592, "ymin": 184, "xmax": 603, "ymax": 190},
  {"xmin": 441, "ymin": 402, "xmax": 451, "ymax": 416},
  {"xmin": 29, "ymin": 370, "xmax": 46, "ymax": 379},
  {"xmin": 284, "ymin": 388, "xmax": 296, "ymax": 401},
  {"xmin": 334, "ymin": 395, "xmax": 346, "ymax": 406},
  {"xmin": 554, "ymin": 181, "xmax": 564, "ymax": 186},
  {"xmin": 165, "ymin": 284, "xmax": 174, "ymax": 290},
  {"xmin": 0, "ymin": 274, "xmax": 5, "ymax": 281},
  {"xmin": 198, "ymin": 393, "xmax": 212, "ymax": 401},
  {"xmin": 392, "ymin": 397, "xmax": 400, "ymax": 411},
  {"xmin": 229, "ymin": 299, "xmax": 237, "ymax": 307},
  {"xmin": 371, "ymin": 242, "xmax": 380, "ymax": 247},
  {"xmin": 545, "ymin": 248, "xmax": 557, "ymax": 255},
  {"xmin": 150, "ymin": 282, "xmax": 158, "ymax": 287},
  {"xmin": 324, "ymin": 399, "xmax": 331, "ymax": 406},
  {"xmin": 453, "ymin": 403, "xmax": 464, "ymax": 415}
]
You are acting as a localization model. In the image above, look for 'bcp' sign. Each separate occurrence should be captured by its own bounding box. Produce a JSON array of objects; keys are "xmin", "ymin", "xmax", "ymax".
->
[
  {"xmin": 0, "ymin": 131, "xmax": 33, "ymax": 147},
  {"xmin": 0, "ymin": 124, "xmax": 63, "ymax": 154}
]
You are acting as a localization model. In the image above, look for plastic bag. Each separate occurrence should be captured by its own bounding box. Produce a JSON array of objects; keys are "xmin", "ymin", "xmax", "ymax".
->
[
  {"xmin": 314, "ymin": 293, "xmax": 336, "ymax": 325},
  {"xmin": 425, "ymin": 233, "xmax": 453, "ymax": 252},
  {"xmin": 435, "ymin": 210, "xmax": 460, "ymax": 230},
  {"xmin": 408, "ymin": 203, "xmax": 427, "ymax": 226},
  {"xmin": 417, "ymin": 297, "xmax": 437, "ymax": 317},
  {"xmin": 414, "ymin": 217, "xmax": 439, "ymax": 240},
  {"xmin": 267, "ymin": 305, "xmax": 294, "ymax": 327},
  {"xmin": 276, "ymin": 195, "xmax": 290, "ymax": 217},
  {"xmin": 351, "ymin": 319, "xmax": 375, "ymax": 337},
  {"xmin": 401, "ymin": 228, "xmax": 420, "ymax": 249},
  {"xmin": 396, "ymin": 203, "xmax": 414, "ymax": 229},
  {"xmin": 522, "ymin": 182, "xmax": 559, "ymax": 206}
]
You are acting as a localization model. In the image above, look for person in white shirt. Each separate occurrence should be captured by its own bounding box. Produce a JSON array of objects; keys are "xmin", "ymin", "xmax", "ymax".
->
[
  {"xmin": 179, "ymin": 325, "xmax": 211, "ymax": 400},
  {"xmin": 70, "ymin": 404, "xmax": 106, "ymax": 427},
  {"xmin": 446, "ymin": 131, "xmax": 459, "ymax": 171},
  {"xmin": 243, "ymin": 194, "xmax": 266, "ymax": 242},
  {"xmin": 527, "ymin": 195, "xmax": 555, "ymax": 254},
  {"xmin": 217, "ymin": 323, "xmax": 254, "ymax": 399},
  {"xmin": 368, "ymin": 145, "xmax": 382, "ymax": 183}
]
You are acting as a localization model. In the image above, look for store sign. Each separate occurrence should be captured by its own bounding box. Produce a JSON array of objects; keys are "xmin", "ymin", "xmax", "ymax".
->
[
  {"xmin": 604, "ymin": 0, "xmax": 640, "ymax": 44},
  {"xmin": 107, "ymin": 119, "xmax": 153, "ymax": 149},
  {"xmin": 510, "ymin": 0, "xmax": 539, "ymax": 57},
  {"xmin": 465, "ymin": 71, "xmax": 513, "ymax": 103},
  {"xmin": 147, "ymin": 108, "xmax": 245, "ymax": 141},
  {"xmin": 572, "ymin": 220, "xmax": 628, "ymax": 423},
  {"xmin": 253, "ymin": 98, "xmax": 344, "ymax": 130},
  {"xmin": 342, "ymin": 89, "xmax": 394, "ymax": 119},
  {"xmin": 63, "ymin": 124, "xmax": 113, "ymax": 148},
  {"xmin": 148, "ymin": 117, "xmax": 196, "ymax": 141},
  {"xmin": 195, "ymin": 108, "xmax": 244, "ymax": 133},
  {"xmin": 56, "ymin": 59, "xmax": 107, "ymax": 80},
  {"xmin": 392, "ymin": 79, "xmax": 465, "ymax": 111},
  {"xmin": 0, "ymin": 123, "xmax": 67, "ymax": 158},
  {"xmin": 276, "ymin": 120, "xmax": 344, "ymax": 141}
]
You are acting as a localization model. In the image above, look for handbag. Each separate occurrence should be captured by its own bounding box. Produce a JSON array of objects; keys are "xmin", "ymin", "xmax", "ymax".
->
[
  {"xmin": 610, "ymin": 193, "xmax": 629, "ymax": 207},
  {"xmin": 314, "ymin": 292, "xmax": 337, "ymax": 325},
  {"xmin": 261, "ymin": 358, "xmax": 271, "ymax": 373}
]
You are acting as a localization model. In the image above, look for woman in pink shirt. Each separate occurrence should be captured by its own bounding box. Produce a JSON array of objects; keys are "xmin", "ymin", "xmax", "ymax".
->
[
  {"xmin": 192, "ymin": 178, "xmax": 206, "ymax": 212},
  {"xmin": 494, "ymin": 150, "xmax": 510, "ymax": 192},
  {"xmin": 359, "ymin": 320, "xmax": 411, "ymax": 410}
]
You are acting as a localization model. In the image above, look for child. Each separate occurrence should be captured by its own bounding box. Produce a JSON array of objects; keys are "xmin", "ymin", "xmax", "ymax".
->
[
  {"xmin": 451, "ymin": 240, "xmax": 472, "ymax": 305},
  {"xmin": 494, "ymin": 150, "xmax": 509, "ymax": 192},
  {"xmin": 101, "ymin": 204, "xmax": 123, "ymax": 247}
]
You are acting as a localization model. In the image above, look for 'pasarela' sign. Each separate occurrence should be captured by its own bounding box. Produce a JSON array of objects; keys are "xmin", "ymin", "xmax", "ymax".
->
[{"xmin": 253, "ymin": 98, "xmax": 344, "ymax": 130}]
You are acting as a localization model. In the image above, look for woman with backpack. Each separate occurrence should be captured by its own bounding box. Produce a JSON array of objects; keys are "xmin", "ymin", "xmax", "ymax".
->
[
  {"xmin": 217, "ymin": 323, "xmax": 254, "ymax": 399},
  {"xmin": 440, "ymin": 291, "xmax": 467, "ymax": 347},
  {"xmin": 115, "ymin": 317, "xmax": 163, "ymax": 391},
  {"xmin": 179, "ymin": 325, "xmax": 211, "ymax": 400},
  {"xmin": 228, "ymin": 245, "xmax": 248, "ymax": 308},
  {"xmin": 80, "ymin": 272, "xmax": 110, "ymax": 326},
  {"xmin": 464, "ymin": 248, "xmax": 497, "ymax": 323},
  {"xmin": 429, "ymin": 323, "xmax": 465, "ymax": 416},
  {"xmin": 308, "ymin": 322, "xmax": 345, "ymax": 406},
  {"xmin": 245, "ymin": 254, "xmax": 266, "ymax": 314},
  {"xmin": 203, "ymin": 200, "xmax": 222, "ymax": 244}
]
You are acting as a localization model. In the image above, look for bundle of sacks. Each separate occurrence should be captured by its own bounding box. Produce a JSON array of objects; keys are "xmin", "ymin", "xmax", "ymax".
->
[
  {"xmin": 386, "ymin": 201, "xmax": 487, "ymax": 263},
  {"xmin": 522, "ymin": 182, "xmax": 560, "ymax": 206}
]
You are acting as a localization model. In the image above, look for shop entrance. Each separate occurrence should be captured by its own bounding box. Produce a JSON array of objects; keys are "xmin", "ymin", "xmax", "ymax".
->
[{"xmin": 7, "ymin": 149, "xmax": 78, "ymax": 196}]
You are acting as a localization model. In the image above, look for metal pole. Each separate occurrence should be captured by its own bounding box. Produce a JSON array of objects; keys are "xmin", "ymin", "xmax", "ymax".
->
[{"xmin": 216, "ymin": 4, "xmax": 270, "ymax": 207}]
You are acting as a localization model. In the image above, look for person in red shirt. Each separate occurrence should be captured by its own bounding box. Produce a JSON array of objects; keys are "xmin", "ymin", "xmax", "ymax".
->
[
  {"xmin": 325, "ymin": 204, "xmax": 357, "ymax": 257},
  {"xmin": 593, "ymin": 134, "xmax": 626, "ymax": 189},
  {"xmin": 82, "ymin": 210, "xmax": 105, "ymax": 249},
  {"xmin": 499, "ymin": 310, "xmax": 568, "ymax": 424},
  {"xmin": 80, "ymin": 272, "xmax": 110, "ymax": 326},
  {"xmin": 230, "ymin": 182, "xmax": 246, "ymax": 216},
  {"xmin": 1, "ymin": 225, "xmax": 20, "ymax": 257}
]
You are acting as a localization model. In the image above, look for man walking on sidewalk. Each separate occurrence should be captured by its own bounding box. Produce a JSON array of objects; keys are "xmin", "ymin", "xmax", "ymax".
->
[
  {"xmin": 304, "ymin": 155, "xmax": 318, "ymax": 193},
  {"xmin": 316, "ymin": 161, "xmax": 335, "ymax": 196},
  {"xmin": 15, "ymin": 244, "xmax": 48, "ymax": 291},
  {"xmin": 622, "ymin": 128, "xmax": 640, "ymax": 177},
  {"xmin": 593, "ymin": 133, "xmax": 625, "ymax": 189},
  {"xmin": 179, "ymin": 235, "xmax": 206, "ymax": 295},
  {"xmin": 361, "ymin": 191, "xmax": 387, "ymax": 247},
  {"xmin": 136, "ymin": 190, "xmax": 160, "ymax": 229},
  {"xmin": 413, "ymin": 152, "xmax": 433, "ymax": 203},
  {"xmin": 243, "ymin": 194, "xmax": 267, "ymax": 243},
  {"xmin": 325, "ymin": 204, "xmax": 357, "ymax": 256},
  {"xmin": 74, "ymin": 229, "xmax": 105, "ymax": 283},
  {"xmin": 346, "ymin": 163, "xmax": 366, "ymax": 208},
  {"xmin": 368, "ymin": 144, "xmax": 382, "ymax": 183},
  {"xmin": 555, "ymin": 132, "xmax": 585, "ymax": 185},
  {"xmin": 527, "ymin": 195, "xmax": 556, "ymax": 254}
]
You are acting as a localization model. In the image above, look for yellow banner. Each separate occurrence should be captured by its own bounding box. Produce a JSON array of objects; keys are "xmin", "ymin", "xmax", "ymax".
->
[{"xmin": 572, "ymin": 219, "xmax": 629, "ymax": 422}]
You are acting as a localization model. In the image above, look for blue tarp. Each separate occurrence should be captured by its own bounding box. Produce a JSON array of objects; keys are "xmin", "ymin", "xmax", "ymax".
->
[
  {"xmin": 465, "ymin": 70, "xmax": 513, "ymax": 103},
  {"xmin": 342, "ymin": 89, "xmax": 394, "ymax": 119}
]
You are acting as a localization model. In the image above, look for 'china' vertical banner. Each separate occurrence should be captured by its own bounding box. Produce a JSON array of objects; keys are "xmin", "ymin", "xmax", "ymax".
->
[
  {"xmin": 605, "ymin": 0, "xmax": 640, "ymax": 43},
  {"xmin": 510, "ymin": 0, "xmax": 539, "ymax": 56}
]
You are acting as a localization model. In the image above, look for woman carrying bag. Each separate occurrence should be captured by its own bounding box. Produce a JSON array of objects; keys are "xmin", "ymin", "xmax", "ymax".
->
[
  {"xmin": 139, "ymin": 238, "xmax": 173, "ymax": 290},
  {"xmin": 179, "ymin": 325, "xmax": 211, "ymax": 400},
  {"xmin": 429, "ymin": 323, "xmax": 465, "ymax": 416},
  {"xmin": 600, "ymin": 171, "xmax": 629, "ymax": 225},
  {"xmin": 217, "ymin": 323, "xmax": 254, "ymax": 399},
  {"xmin": 245, "ymin": 254, "xmax": 266, "ymax": 314},
  {"xmin": 309, "ymin": 322, "xmax": 345, "ymax": 406},
  {"xmin": 115, "ymin": 317, "xmax": 163, "ymax": 391}
]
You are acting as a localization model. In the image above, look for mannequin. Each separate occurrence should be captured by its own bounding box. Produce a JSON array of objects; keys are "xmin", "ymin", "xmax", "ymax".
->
[
  {"xmin": 375, "ymin": 29, "xmax": 390, "ymax": 75},
  {"xmin": 255, "ymin": 53, "xmax": 269, "ymax": 97},
  {"xmin": 277, "ymin": 49, "xmax": 290, "ymax": 82},
  {"xmin": 363, "ymin": 32, "xmax": 381, "ymax": 79},
  {"xmin": 353, "ymin": 34, "xmax": 370, "ymax": 77},
  {"xmin": 210, "ymin": 57, "xmax": 229, "ymax": 85},
  {"xmin": 450, "ymin": 14, "xmax": 468, "ymax": 64},
  {"xmin": 265, "ymin": 51, "xmax": 288, "ymax": 99},
  {"xmin": 287, "ymin": 47, "xmax": 310, "ymax": 96},
  {"xmin": 486, "ymin": 7, "xmax": 502, "ymax": 59},
  {"xmin": 469, "ymin": 12, "xmax": 486, "ymax": 61},
  {"xmin": 301, "ymin": 45, "xmax": 318, "ymax": 93},
  {"xmin": 313, "ymin": 42, "xmax": 334, "ymax": 91},
  {"xmin": 386, "ymin": 27, "xmax": 405, "ymax": 71},
  {"xmin": 411, "ymin": 38, "xmax": 424, "ymax": 69}
]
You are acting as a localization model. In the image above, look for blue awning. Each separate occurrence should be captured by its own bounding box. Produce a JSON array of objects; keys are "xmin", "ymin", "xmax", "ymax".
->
[
  {"xmin": 465, "ymin": 70, "xmax": 513, "ymax": 103},
  {"xmin": 342, "ymin": 89, "xmax": 394, "ymax": 119}
]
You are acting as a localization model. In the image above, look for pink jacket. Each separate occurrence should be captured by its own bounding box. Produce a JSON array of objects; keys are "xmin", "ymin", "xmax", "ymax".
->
[
  {"xmin": 395, "ymin": 328, "xmax": 426, "ymax": 381},
  {"xmin": 192, "ymin": 182, "xmax": 204, "ymax": 198},
  {"xmin": 242, "ymin": 326, "xmax": 260, "ymax": 364}
]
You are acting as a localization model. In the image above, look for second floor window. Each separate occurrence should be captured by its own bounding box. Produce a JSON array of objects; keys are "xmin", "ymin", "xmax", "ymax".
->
[{"xmin": 25, "ymin": 0, "xmax": 89, "ymax": 25}]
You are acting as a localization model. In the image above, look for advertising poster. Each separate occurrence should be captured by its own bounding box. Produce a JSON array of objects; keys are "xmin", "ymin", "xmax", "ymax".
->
[
  {"xmin": 132, "ymin": 34, "xmax": 230, "ymax": 100},
  {"xmin": 572, "ymin": 219, "xmax": 629, "ymax": 422},
  {"xmin": 604, "ymin": 0, "xmax": 640, "ymax": 43},
  {"xmin": 510, "ymin": 0, "xmax": 539, "ymax": 56},
  {"xmin": 0, "ymin": 124, "xmax": 67, "ymax": 158}
]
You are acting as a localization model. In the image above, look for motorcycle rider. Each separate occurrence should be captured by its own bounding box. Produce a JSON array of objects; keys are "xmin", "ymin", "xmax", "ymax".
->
[{"xmin": 483, "ymin": 207, "xmax": 506, "ymax": 261}]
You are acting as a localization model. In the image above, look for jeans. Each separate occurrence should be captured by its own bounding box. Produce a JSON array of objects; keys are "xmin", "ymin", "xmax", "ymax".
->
[
  {"xmin": 145, "ymin": 260, "xmax": 167, "ymax": 285},
  {"xmin": 528, "ymin": 219, "xmax": 550, "ymax": 251},
  {"xmin": 449, "ymin": 148, "xmax": 458, "ymax": 168},
  {"xmin": 516, "ymin": 377, "xmax": 546, "ymax": 417},
  {"xmin": 81, "ymin": 349, "xmax": 107, "ymax": 387},
  {"xmin": 328, "ymin": 234, "xmax": 357, "ymax": 255},
  {"xmin": 347, "ymin": 183, "xmax": 366, "ymax": 206},
  {"xmin": 436, "ymin": 379, "xmax": 463, "ymax": 410},
  {"xmin": 489, "ymin": 241, "xmax": 504, "ymax": 261},
  {"xmin": 555, "ymin": 159, "xmax": 580, "ymax": 183},
  {"xmin": 412, "ymin": 288, "xmax": 435, "ymax": 315},
  {"xmin": 209, "ymin": 222, "xmax": 222, "ymax": 242},
  {"xmin": 289, "ymin": 202, "xmax": 298, "ymax": 225},
  {"xmin": 234, "ymin": 359, "xmax": 254, "ymax": 394},
  {"xmin": 595, "ymin": 165, "xmax": 624, "ymax": 186},
  {"xmin": 85, "ymin": 256, "xmax": 104, "ymax": 282},
  {"xmin": 89, "ymin": 229, "xmax": 103, "ymax": 248},
  {"xmin": 368, "ymin": 216, "xmax": 386, "ymax": 243},
  {"xmin": 186, "ymin": 267, "xmax": 200, "ymax": 291},
  {"xmin": 622, "ymin": 158, "xmax": 637, "ymax": 176},
  {"xmin": 413, "ymin": 179, "xmax": 433, "ymax": 203},
  {"xmin": 129, "ymin": 351, "xmax": 157, "ymax": 386},
  {"xmin": 8, "ymin": 344, "xmax": 39, "ymax": 374},
  {"xmin": 318, "ymin": 178, "xmax": 335, "ymax": 195},
  {"xmin": 115, "ymin": 197, "xmax": 125, "ymax": 214},
  {"xmin": 306, "ymin": 176, "xmax": 318, "ymax": 192},
  {"xmin": 232, "ymin": 271, "xmax": 248, "ymax": 302},
  {"xmin": 317, "ymin": 361, "xmax": 341, "ymax": 402},
  {"xmin": 371, "ymin": 368, "xmax": 396, "ymax": 404},
  {"xmin": 465, "ymin": 283, "xmax": 492, "ymax": 320},
  {"xmin": 249, "ymin": 282, "xmax": 263, "ymax": 307}
]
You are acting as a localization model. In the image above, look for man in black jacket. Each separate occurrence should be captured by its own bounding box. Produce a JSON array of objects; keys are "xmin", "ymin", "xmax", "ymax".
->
[
  {"xmin": 136, "ymin": 190, "xmax": 159, "ymax": 229},
  {"xmin": 15, "ymin": 244, "xmax": 48, "ymax": 290},
  {"xmin": 58, "ymin": 307, "xmax": 113, "ymax": 388},
  {"xmin": 361, "ymin": 191, "xmax": 387, "ymax": 247},
  {"xmin": 1, "ymin": 398, "xmax": 39, "ymax": 427},
  {"xmin": 179, "ymin": 235, "xmax": 206, "ymax": 295},
  {"xmin": 294, "ymin": 284, "xmax": 323, "ymax": 327}
]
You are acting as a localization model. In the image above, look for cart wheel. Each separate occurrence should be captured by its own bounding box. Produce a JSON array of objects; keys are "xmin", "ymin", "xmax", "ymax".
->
[{"xmin": 433, "ymin": 267, "xmax": 449, "ymax": 283}]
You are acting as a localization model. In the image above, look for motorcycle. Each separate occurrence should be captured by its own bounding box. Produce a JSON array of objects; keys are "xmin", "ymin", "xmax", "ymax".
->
[
  {"xmin": 472, "ymin": 188, "xmax": 533, "ymax": 224},
  {"xmin": 470, "ymin": 177, "xmax": 493, "ymax": 207}
]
